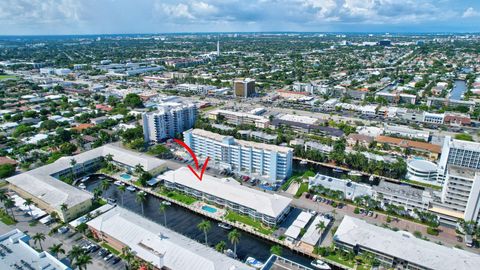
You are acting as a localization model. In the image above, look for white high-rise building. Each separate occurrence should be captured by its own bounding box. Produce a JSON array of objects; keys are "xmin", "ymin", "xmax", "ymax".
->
[
  {"xmin": 437, "ymin": 136, "xmax": 480, "ymax": 184},
  {"xmin": 142, "ymin": 103, "xmax": 197, "ymax": 143},
  {"xmin": 183, "ymin": 129, "xmax": 293, "ymax": 182}
]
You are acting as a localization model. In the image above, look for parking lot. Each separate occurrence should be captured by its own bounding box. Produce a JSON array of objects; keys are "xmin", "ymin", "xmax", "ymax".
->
[{"xmin": 0, "ymin": 198, "xmax": 125, "ymax": 270}]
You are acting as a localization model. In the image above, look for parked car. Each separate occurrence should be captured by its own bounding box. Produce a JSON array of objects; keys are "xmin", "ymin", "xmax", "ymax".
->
[
  {"xmin": 98, "ymin": 248, "xmax": 109, "ymax": 257},
  {"xmin": 111, "ymin": 256, "xmax": 121, "ymax": 264},
  {"xmin": 104, "ymin": 254, "xmax": 114, "ymax": 261},
  {"xmin": 58, "ymin": 226, "xmax": 69, "ymax": 234}
]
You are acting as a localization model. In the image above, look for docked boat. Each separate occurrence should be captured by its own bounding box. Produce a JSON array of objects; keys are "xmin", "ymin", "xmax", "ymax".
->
[
  {"xmin": 299, "ymin": 160, "xmax": 308, "ymax": 165},
  {"xmin": 348, "ymin": 170, "xmax": 362, "ymax": 176},
  {"xmin": 224, "ymin": 249, "xmax": 237, "ymax": 259},
  {"xmin": 98, "ymin": 176, "xmax": 105, "ymax": 180},
  {"xmin": 80, "ymin": 176, "xmax": 89, "ymax": 183},
  {"xmin": 245, "ymin": 257, "xmax": 264, "ymax": 269},
  {"xmin": 369, "ymin": 175, "xmax": 375, "ymax": 181},
  {"xmin": 114, "ymin": 180, "xmax": 125, "ymax": 186},
  {"xmin": 78, "ymin": 183, "xmax": 86, "ymax": 190},
  {"xmin": 161, "ymin": 201, "xmax": 171, "ymax": 206},
  {"xmin": 126, "ymin": 186, "xmax": 136, "ymax": 192},
  {"xmin": 218, "ymin": 222, "xmax": 232, "ymax": 230},
  {"xmin": 332, "ymin": 168, "xmax": 344, "ymax": 173},
  {"xmin": 311, "ymin": 259, "xmax": 331, "ymax": 270}
]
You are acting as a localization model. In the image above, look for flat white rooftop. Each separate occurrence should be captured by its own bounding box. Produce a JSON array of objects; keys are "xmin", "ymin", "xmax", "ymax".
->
[
  {"xmin": 334, "ymin": 216, "xmax": 480, "ymax": 270},
  {"xmin": 278, "ymin": 114, "xmax": 318, "ymax": 125},
  {"xmin": 160, "ymin": 167, "xmax": 292, "ymax": 218},
  {"xmin": 0, "ymin": 229, "xmax": 71, "ymax": 270},
  {"xmin": 189, "ymin": 129, "xmax": 293, "ymax": 154},
  {"xmin": 87, "ymin": 207, "xmax": 253, "ymax": 270}
]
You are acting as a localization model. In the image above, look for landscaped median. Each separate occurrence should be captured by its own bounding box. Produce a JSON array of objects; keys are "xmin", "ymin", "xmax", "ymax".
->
[
  {"xmin": 0, "ymin": 209, "xmax": 16, "ymax": 225},
  {"xmin": 224, "ymin": 211, "xmax": 275, "ymax": 235}
]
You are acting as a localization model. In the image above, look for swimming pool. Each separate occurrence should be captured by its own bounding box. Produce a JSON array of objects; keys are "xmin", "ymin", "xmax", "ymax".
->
[
  {"xmin": 201, "ymin": 205, "xmax": 217, "ymax": 213},
  {"xmin": 120, "ymin": 173, "xmax": 132, "ymax": 180}
]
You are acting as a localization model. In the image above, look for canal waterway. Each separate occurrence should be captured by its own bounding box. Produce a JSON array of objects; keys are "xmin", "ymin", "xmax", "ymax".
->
[
  {"xmin": 85, "ymin": 175, "xmax": 334, "ymax": 269},
  {"xmin": 449, "ymin": 80, "xmax": 467, "ymax": 100}
]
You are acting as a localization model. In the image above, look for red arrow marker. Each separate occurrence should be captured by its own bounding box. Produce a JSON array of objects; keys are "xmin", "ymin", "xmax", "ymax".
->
[{"xmin": 174, "ymin": 139, "xmax": 210, "ymax": 181}]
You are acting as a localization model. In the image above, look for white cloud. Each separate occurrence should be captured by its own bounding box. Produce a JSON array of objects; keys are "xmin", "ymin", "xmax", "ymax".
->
[
  {"xmin": 0, "ymin": 0, "xmax": 84, "ymax": 24},
  {"xmin": 462, "ymin": 7, "xmax": 480, "ymax": 18},
  {"xmin": 156, "ymin": 2, "xmax": 195, "ymax": 20}
]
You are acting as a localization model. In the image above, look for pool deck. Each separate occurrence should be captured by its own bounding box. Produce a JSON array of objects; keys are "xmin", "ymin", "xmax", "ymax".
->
[{"xmin": 192, "ymin": 201, "xmax": 226, "ymax": 218}]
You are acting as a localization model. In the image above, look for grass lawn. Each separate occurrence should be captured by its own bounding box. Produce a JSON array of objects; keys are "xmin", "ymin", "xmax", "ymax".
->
[
  {"xmin": 401, "ymin": 179, "xmax": 442, "ymax": 191},
  {"xmin": 159, "ymin": 189, "xmax": 197, "ymax": 205},
  {"xmin": 225, "ymin": 211, "xmax": 274, "ymax": 235},
  {"xmin": 324, "ymin": 254, "xmax": 355, "ymax": 268},
  {"xmin": 282, "ymin": 170, "xmax": 315, "ymax": 191},
  {"xmin": 294, "ymin": 182, "xmax": 309, "ymax": 198},
  {"xmin": 101, "ymin": 243, "xmax": 120, "ymax": 255},
  {"xmin": 0, "ymin": 75, "xmax": 16, "ymax": 80},
  {"xmin": 0, "ymin": 210, "xmax": 16, "ymax": 225},
  {"xmin": 357, "ymin": 264, "xmax": 372, "ymax": 270}
]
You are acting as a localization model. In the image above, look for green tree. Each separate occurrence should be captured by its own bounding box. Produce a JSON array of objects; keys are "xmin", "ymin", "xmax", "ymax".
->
[
  {"xmin": 159, "ymin": 203, "xmax": 168, "ymax": 226},
  {"xmin": 270, "ymin": 245, "xmax": 282, "ymax": 256},
  {"xmin": 49, "ymin": 243, "xmax": 65, "ymax": 257},
  {"xmin": 68, "ymin": 245, "xmax": 85, "ymax": 265},
  {"xmin": 0, "ymin": 164, "xmax": 15, "ymax": 178},
  {"xmin": 215, "ymin": 241, "xmax": 227, "ymax": 252},
  {"xmin": 75, "ymin": 254, "xmax": 93, "ymax": 270},
  {"xmin": 23, "ymin": 198, "xmax": 34, "ymax": 219},
  {"xmin": 228, "ymin": 229, "xmax": 241, "ymax": 256},
  {"xmin": 124, "ymin": 93, "xmax": 143, "ymax": 108},
  {"xmin": 32, "ymin": 232, "xmax": 46, "ymax": 250},
  {"xmin": 100, "ymin": 179, "xmax": 111, "ymax": 191},
  {"xmin": 197, "ymin": 220, "xmax": 212, "ymax": 245},
  {"xmin": 118, "ymin": 184, "xmax": 126, "ymax": 206},
  {"xmin": 136, "ymin": 191, "xmax": 147, "ymax": 216}
]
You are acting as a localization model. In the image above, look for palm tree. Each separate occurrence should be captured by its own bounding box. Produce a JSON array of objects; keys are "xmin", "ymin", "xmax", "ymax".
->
[
  {"xmin": 23, "ymin": 198, "xmax": 34, "ymax": 219},
  {"xmin": 93, "ymin": 188, "xmax": 102, "ymax": 201},
  {"xmin": 105, "ymin": 153, "xmax": 113, "ymax": 162},
  {"xmin": 50, "ymin": 211, "xmax": 59, "ymax": 223},
  {"xmin": 136, "ymin": 191, "xmax": 147, "ymax": 216},
  {"xmin": 100, "ymin": 179, "xmax": 110, "ymax": 191},
  {"xmin": 228, "ymin": 229, "xmax": 241, "ymax": 256},
  {"xmin": 68, "ymin": 245, "xmax": 84, "ymax": 265},
  {"xmin": 122, "ymin": 246, "xmax": 135, "ymax": 268},
  {"xmin": 70, "ymin": 158, "xmax": 77, "ymax": 178},
  {"xmin": 0, "ymin": 189, "xmax": 8, "ymax": 211},
  {"xmin": 60, "ymin": 203, "xmax": 68, "ymax": 220},
  {"xmin": 159, "ymin": 203, "xmax": 168, "ymax": 226},
  {"xmin": 270, "ymin": 245, "xmax": 282, "ymax": 256},
  {"xmin": 75, "ymin": 254, "xmax": 93, "ymax": 270},
  {"xmin": 49, "ymin": 243, "xmax": 65, "ymax": 257},
  {"xmin": 134, "ymin": 164, "xmax": 144, "ymax": 175},
  {"xmin": 215, "ymin": 241, "xmax": 226, "ymax": 252},
  {"xmin": 32, "ymin": 232, "xmax": 46, "ymax": 250},
  {"xmin": 316, "ymin": 221, "xmax": 326, "ymax": 233},
  {"xmin": 118, "ymin": 184, "xmax": 126, "ymax": 206},
  {"xmin": 197, "ymin": 220, "xmax": 211, "ymax": 245},
  {"xmin": 4, "ymin": 198, "xmax": 15, "ymax": 221}
]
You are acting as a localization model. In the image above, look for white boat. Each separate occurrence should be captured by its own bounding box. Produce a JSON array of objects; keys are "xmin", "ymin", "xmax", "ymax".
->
[
  {"xmin": 332, "ymin": 168, "xmax": 344, "ymax": 173},
  {"xmin": 311, "ymin": 259, "xmax": 331, "ymax": 270},
  {"xmin": 98, "ymin": 176, "xmax": 105, "ymax": 180},
  {"xmin": 114, "ymin": 180, "xmax": 125, "ymax": 186},
  {"xmin": 300, "ymin": 160, "xmax": 308, "ymax": 165},
  {"xmin": 126, "ymin": 186, "xmax": 136, "ymax": 192},
  {"xmin": 79, "ymin": 183, "xmax": 86, "ymax": 190},
  {"xmin": 348, "ymin": 170, "xmax": 362, "ymax": 176},
  {"xmin": 161, "ymin": 201, "xmax": 171, "ymax": 206},
  {"xmin": 369, "ymin": 175, "xmax": 375, "ymax": 181},
  {"xmin": 80, "ymin": 176, "xmax": 90, "ymax": 183},
  {"xmin": 218, "ymin": 222, "xmax": 232, "ymax": 230},
  {"xmin": 224, "ymin": 249, "xmax": 237, "ymax": 258},
  {"xmin": 245, "ymin": 257, "xmax": 264, "ymax": 269}
]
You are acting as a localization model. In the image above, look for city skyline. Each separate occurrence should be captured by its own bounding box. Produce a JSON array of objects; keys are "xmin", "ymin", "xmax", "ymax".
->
[{"xmin": 1, "ymin": 0, "xmax": 480, "ymax": 35}]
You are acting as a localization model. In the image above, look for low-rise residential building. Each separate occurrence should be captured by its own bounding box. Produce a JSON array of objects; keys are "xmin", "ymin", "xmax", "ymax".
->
[
  {"xmin": 375, "ymin": 135, "xmax": 441, "ymax": 159},
  {"xmin": 309, "ymin": 174, "xmax": 373, "ymax": 200},
  {"xmin": 184, "ymin": 129, "xmax": 293, "ymax": 181},
  {"xmin": 334, "ymin": 216, "xmax": 480, "ymax": 270},
  {"xmin": 0, "ymin": 229, "xmax": 71, "ymax": 270},
  {"xmin": 6, "ymin": 144, "xmax": 167, "ymax": 221},
  {"xmin": 238, "ymin": 130, "xmax": 278, "ymax": 144},
  {"xmin": 373, "ymin": 181, "xmax": 433, "ymax": 213},
  {"xmin": 88, "ymin": 207, "xmax": 253, "ymax": 270},
  {"xmin": 208, "ymin": 109, "xmax": 270, "ymax": 128},
  {"xmin": 160, "ymin": 167, "xmax": 292, "ymax": 226},
  {"xmin": 422, "ymin": 112, "xmax": 445, "ymax": 124}
]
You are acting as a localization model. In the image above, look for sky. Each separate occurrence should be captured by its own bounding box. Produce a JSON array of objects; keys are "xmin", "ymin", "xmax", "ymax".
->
[{"xmin": 0, "ymin": 0, "xmax": 479, "ymax": 35}]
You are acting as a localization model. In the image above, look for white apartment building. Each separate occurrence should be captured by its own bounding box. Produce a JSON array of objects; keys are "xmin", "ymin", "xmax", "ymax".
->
[
  {"xmin": 423, "ymin": 112, "xmax": 445, "ymax": 124},
  {"xmin": 183, "ymin": 129, "xmax": 293, "ymax": 182},
  {"xmin": 437, "ymin": 136, "xmax": 480, "ymax": 182},
  {"xmin": 435, "ymin": 166, "xmax": 480, "ymax": 224},
  {"xmin": 175, "ymin": 84, "xmax": 217, "ymax": 94},
  {"xmin": 384, "ymin": 124, "xmax": 430, "ymax": 141},
  {"xmin": 143, "ymin": 103, "xmax": 197, "ymax": 143},
  {"xmin": 208, "ymin": 109, "xmax": 270, "ymax": 128}
]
